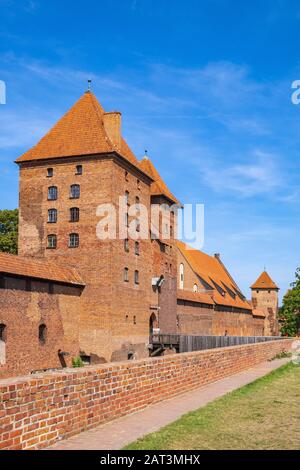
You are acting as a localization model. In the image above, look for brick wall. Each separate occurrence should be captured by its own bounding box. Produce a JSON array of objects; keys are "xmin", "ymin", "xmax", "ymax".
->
[
  {"xmin": 0, "ymin": 338, "xmax": 292, "ymax": 450},
  {"xmin": 0, "ymin": 278, "xmax": 82, "ymax": 379}
]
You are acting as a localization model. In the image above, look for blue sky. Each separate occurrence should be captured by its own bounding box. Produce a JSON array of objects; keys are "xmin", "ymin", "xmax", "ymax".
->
[{"xmin": 1, "ymin": 0, "xmax": 300, "ymax": 301}]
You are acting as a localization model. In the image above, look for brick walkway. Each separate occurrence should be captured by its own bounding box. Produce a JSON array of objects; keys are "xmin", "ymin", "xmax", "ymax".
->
[{"xmin": 49, "ymin": 358, "xmax": 289, "ymax": 450}]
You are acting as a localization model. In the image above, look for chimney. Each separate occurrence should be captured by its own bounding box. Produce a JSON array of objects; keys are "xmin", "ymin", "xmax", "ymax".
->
[
  {"xmin": 103, "ymin": 111, "xmax": 121, "ymax": 150},
  {"xmin": 214, "ymin": 253, "xmax": 221, "ymax": 260}
]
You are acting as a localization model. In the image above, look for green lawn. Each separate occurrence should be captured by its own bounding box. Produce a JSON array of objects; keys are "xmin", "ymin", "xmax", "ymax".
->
[{"xmin": 125, "ymin": 363, "xmax": 300, "ymax": 450}]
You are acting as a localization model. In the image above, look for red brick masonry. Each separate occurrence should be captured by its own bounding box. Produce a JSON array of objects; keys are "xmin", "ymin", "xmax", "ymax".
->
[{"xmin": 0, "ymin": 339, "xmax": 293, "ymax": 450}]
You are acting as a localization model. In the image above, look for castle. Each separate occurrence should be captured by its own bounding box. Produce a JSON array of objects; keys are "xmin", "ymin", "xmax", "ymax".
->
[{"xmin": 0, "ymin": 91, "xmax": 279, "ymax": 378}]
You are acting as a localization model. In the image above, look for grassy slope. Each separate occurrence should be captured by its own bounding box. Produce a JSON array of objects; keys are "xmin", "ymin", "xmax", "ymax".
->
[{"xmin": 125, "ymin": 363, "xmax": 300, "ymax": 450}]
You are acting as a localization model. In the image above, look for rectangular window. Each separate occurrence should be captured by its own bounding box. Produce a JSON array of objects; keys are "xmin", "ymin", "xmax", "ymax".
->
[
  {"xmin": 47, "ymin": 168, "xmax": 53, "ymax": 177},
  {"xmin": 70, "ymin": 207, "xmax": 80, "ymax": 222},
  {"xmin": 48, "ymin": 209, "xmax": 57, "ymax": 223},
  {"xmin": 134, "ymin": 270, "xmax": 139, "ymax": 284},
  {"xmin": 70, "ymin": 184, "xmax": 80, "ymax": 199},
  {"xmin": 124, "ymin": 238, "xmax": 129, "ymax": 252},
  {"xmin": 47, "ymin": 234, "xmax": 57, "ymax": 249},
  {"xmin": 76, "ymin": 165, "xmax": 82, "ymax": 175},
  {"xmin": 48, "ymin": 186, "xmax": 57, "ymax": 200},
  {"xmin": 124, "ymin": 267, "xmax": 129, "ymax": 282},
  {"xmin": 69, "ymin": 233, "xmax": 79, "ymax": 248}
]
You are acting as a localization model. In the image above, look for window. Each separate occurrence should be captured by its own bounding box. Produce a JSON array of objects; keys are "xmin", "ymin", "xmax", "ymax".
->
[
  {"xmin": 70, "ymin": 207, "xmax": 80, "ymax": 222},
  {"xmin": 137, "ymin": 179, "xmax": 140, "ymax": 190},
  {"xmin": 48, "ymin": 186, "xmax": 57, "ymax": 200},
  {"xmin": 47, "ymin": 234, "xmax": 57, "ymax": 249},
  {"xmin": 70, "ymin": 184, "xmax": 80, "ymax": 199},
  {"xmin": 133, "ymin": 315, "xmax": 137, "ymax": 325},
  {"xmin": 125, "ymin": 212, "xmax": 129, "ymax": 228},
  {"xmin": 125, "ymin": 191, "xmax": 129, "ymax": 206},
  {"xmin": 48, "ymin": 209, "xmax": 57, "ymax": 223},
  {"xmin": 135, "ymin": 241, "xmax": 140, "ymax": 255},
  {"xmin": 125, "ymin": 170, "xmax": 129, "ymax": 181},
  {"xmin": 135, "ymin": 196, "xmax": 140, "ymax": 207},
  {"xmin": 76, "ymin": 165, "xmax": 82, "ymax": 175},
  {"xmin": 179, "ymin": 263, "xmax": 184, "ymax": 289},
  {"xmin": 0, "ymin": 324, "xmax": 6, "ymax": 342},
  {"xmin": 124, "ymin": 267, "xmax": 129, "ymax": 282},
  {"xmin": 124, "ymin": 238, "xmax": 129, "ymax": 252},
  {"xmin": 69, "ymin": 233, "xmax": 79, "ymax": 248},
  {"xmin": 39, "ymin": 324, "xmax": 47, "ymax": 345},
  {"xmin": 134, "ymin": 270, "xmax": 139, "ymax": 284},
  {"xmin": 193, "ymin": 283, "xmax": 198, "ymax": 293},
  {"xmin": 47, "ymin": 168, "xmax": 53, "ymax": 178}
]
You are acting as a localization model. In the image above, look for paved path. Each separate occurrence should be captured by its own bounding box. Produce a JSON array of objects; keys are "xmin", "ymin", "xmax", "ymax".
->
[{"xmin": 49, "ymin": 358, "xmax": 289, "ymax": 450}]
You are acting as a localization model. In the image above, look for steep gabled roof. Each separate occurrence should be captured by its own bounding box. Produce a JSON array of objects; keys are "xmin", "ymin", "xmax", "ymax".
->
[
  {"xmin": 177, "ymin": 240, "xmax": 251, "ymax": 311},
  {"xmin": 251, "ymin": 271, "xmax": 278, "ymax": 290},
  {"xmin": 139, "ymin": 157, "xmax": 181, "ymax": 205},
  {"xmin": 15, "ymin": 91, "xmax": 138, "ymax": 166},
  {"xmin": 0, "ymin": 252, "xmax": 84, "ymax": 286}
]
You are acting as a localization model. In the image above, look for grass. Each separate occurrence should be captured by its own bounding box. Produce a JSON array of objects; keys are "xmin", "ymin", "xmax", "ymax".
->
[{"xmin": 124, "ymin": 363, "xmax": 300, "ymax": 450}]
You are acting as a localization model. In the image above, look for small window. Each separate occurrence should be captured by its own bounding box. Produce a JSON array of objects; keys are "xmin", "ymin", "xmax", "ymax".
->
[
  {"xmin": 48, "ymin": 209, "xmax": 57, "ymax": 223},
  {"xmin": 133, "ymin": 316, "xmax": 137, "ymax": 325},
  {"xmin": 70, "ymin": 207, "xmax": 80, "ymax": 222},
  {"xmin": 39, "ymin": 324, "xmax": 47, "ymax": 345},
  {"xmin": 135, "ymin": 241, "xmax": 140, "ymax": 256},
  {"xmin": 47, "ymin": 168, "xmax": 53, "ymax": 178},
  {"xmin": 125, "ymin": 314, "xmax": 129, "ymax": 322},
  {"xmin": 179, "ymin": 263, "xmax": 184, "ymax": 289},
  {"xmin": 76, "ymin": 165, "xmax": 82, "ymax": 175},
  {"xmin": 69, "ymin": 233, "xmax": 79, "ymax": 248},
  {"xmin": 134, "ymin": 270, "xmax": 139, "ymax": 285},
  {"xmin": 125, "ymin": 170, "xmax": 129, "ymax": 181},
  {"xmin": 135, "ymin": 196, "xmax": 140, "ymax": 206},
  {"xmin": 70, "ymin": 184, "xmax": 80, "ymax": 199},
  {"xmin": 47, "ymin": 234, "xmax": 57, "ymax": 249},
  {"xmin": 125, "ymin": 191, "xmax": 129, "ymax": 206},
  {"xmin": 48, "ymin": 186, "xmax": 57, "ymax": 200},
  {"xmin": 125, "ymin": 212, "xmax": 129, "ymax": 228},
  {"xmin": 124, "ymin": 267, "xmax": 129, "ymax": 282},
  {"xmin": 124, "ymin": 238, "xmax": 129, "ymax": 252},
  {"xmin": 193, "ymin": 283, "xmax": 198, "ymax": 293},
  {"xmin": 0, "ymin": 324, "xmax": 7, "ymax": 342},
  {"xmin": 137, "ymin": 179, "xmax": 140, "ymax": 190}
]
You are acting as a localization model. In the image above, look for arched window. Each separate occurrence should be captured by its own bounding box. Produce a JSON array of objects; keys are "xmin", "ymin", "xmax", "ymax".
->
[
  {"xmin": 179, "ymin": 263, "xmax": 184, "ymax": 289},
  {"xmin": 39, "ymin": 324, "xmax": 47, "ymax": 345},
  {"xmin": 70, "ymin": 207, "xmax": 80, "ymax": 222},
  {"xmin": 124, "ymin": 267, "xmax": 129, "ymax": 282},
  {"xmin": 47, "ymin": 234, "xmax": 57, "ymax": 249},
  {"xmin": 48, "ymin": 186, "xmax": 57, "ymax": 200},
  {"xmin": 0, "ymin": 323, "xmax": 7, "ymax": 342},
  {"xmin": 70, "ymin": 184, "xmax": 80, "ymax": 199},
  {"xmin": 193, "ymin": 283, "xmax": 198, "ymax": 293},
  {"xmin": 134, "ymin": 270, "xmax": 139, "ymax": 284},
  {"xmin": 48, "ymin": 209, "xmax": 57, "ymax": 223},
  {"xmin": 69, "ymin": 233, "xmax": 79, "ymax": 248}
]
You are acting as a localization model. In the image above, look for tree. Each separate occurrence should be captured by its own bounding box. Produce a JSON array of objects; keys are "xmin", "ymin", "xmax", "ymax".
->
[
  {"xmin": 278, "ymin": 268, "xmax": 300, "ymax": 337},
  {"xmin": 0, "ymin": 209, "xmax": 18, "ymax": 255}
]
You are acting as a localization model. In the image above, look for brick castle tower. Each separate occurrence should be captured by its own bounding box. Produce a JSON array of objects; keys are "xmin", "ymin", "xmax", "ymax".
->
[
  {"xmin": 251, "ymin": 271, "xmax": 279, "ymax": 336},
  {"xmin": 15, "ymin": 90, "xmax": 179, "ymax": 362}
]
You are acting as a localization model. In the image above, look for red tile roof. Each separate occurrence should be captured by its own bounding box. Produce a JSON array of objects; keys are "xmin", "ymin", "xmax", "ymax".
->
[
  {"xmin": 139, "ymin": 157, "xmax": 181, "ymax": 205},
  {"xmin": 0, "ymin": 252, "xmax": 84, "ymax": 286},
  {"xmin": 251, "ymin": 271, "xmax": 278, "ymax": 290},
  {"xmin": 177, "ymin": 241, "xmax": 251, "ymax": 311},
  {"xmin": 177, "ymin": 289, "xmax": 214, "ymax": 305},
  {"xmin": 15, "ymin": 91, "xmax": 139, "ymax": 167}
]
